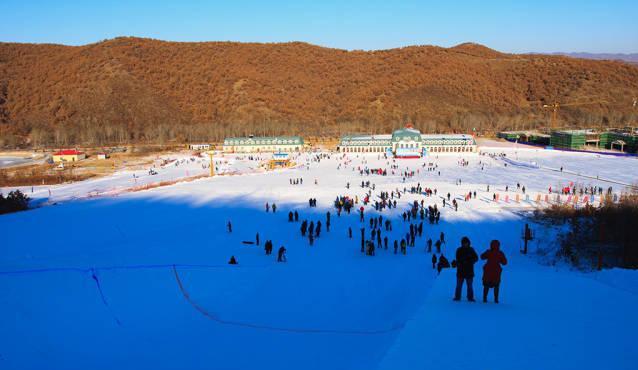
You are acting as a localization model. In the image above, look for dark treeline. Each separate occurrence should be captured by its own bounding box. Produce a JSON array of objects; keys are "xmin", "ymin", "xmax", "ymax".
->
[{"xmin": 0, "ymin": 190, "xmax": 29, "ymax": 215}]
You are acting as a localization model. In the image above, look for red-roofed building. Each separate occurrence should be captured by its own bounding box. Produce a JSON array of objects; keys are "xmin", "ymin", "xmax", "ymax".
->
[{"xmin": 52, "ymin": 149, "xmax": 86, "ymax": 162}]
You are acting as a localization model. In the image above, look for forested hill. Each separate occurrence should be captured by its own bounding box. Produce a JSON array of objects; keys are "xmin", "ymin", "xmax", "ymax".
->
[{"xmin": 1, "ymin": 37, "xmax": 637, "ymax": 146}]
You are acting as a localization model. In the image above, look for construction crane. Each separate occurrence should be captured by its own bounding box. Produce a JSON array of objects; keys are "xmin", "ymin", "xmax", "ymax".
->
[
  {"xmin": 527, "ymin": 98, "xmax": 607, "ymax": 131},
  {"xmin": 543, "ymin": 100, "xmax": 609, "ymax": 130}
]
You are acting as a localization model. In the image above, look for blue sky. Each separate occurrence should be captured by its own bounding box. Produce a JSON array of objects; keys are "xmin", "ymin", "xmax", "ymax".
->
[{"xmin": 1, "ymin": 0, "xmax": 636, "ymax": 53}]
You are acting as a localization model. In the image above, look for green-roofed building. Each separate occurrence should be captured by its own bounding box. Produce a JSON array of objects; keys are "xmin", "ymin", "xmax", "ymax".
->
[
  {"xmin": 222, "ymin": 135, "xmax": 305, "ymax": 153},
  {"xmin": 338, "ymin": 125, "xmax": 477, "ymax": 157}
]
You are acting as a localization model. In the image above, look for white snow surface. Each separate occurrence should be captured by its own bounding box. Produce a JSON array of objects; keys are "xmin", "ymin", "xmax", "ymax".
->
[{"xmin": 1, "ymin": 148, "xmax": 637, "ymax": 370}]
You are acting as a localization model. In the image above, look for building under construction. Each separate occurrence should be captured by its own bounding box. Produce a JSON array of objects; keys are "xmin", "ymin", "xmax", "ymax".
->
[
  {"xmin": 549, "ymin": 128, "xmax": 638, "ymax": 153},
  {"xmin": 497, "ymin": 131, "xmax": 550, "ymax": 146}
]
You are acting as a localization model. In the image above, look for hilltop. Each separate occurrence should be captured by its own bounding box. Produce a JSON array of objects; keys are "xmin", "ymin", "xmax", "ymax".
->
[{"xmin": 1, "ymin": 37, "xmax": 637, "ymax": 146}]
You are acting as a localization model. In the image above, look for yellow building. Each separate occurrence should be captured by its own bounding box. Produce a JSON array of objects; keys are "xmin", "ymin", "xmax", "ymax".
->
[{"xmin": 52, "ymin": 149, "xmax": 86, "ymax": 162}]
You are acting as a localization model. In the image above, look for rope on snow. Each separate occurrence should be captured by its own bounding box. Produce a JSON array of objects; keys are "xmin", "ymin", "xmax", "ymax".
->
[
  {"xmin": 91, "ymin": 268, "xmax": 122, "ymax": 326},
  {"xmin": 172, "ymin": 265, "xmax": 404, "ymax": 335},
  {"xmin": 0, "ymin": 263, "xmax": 267, "ymax": 276}
]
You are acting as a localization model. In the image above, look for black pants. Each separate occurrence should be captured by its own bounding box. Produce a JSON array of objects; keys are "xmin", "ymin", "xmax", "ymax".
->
[
  {"xmin": 455, "ymin": 277, "xmax": 474, "ymax": 300},
  {"xmin": 483, "ymin": 282, "xmax": 500, "ymax": 302}
]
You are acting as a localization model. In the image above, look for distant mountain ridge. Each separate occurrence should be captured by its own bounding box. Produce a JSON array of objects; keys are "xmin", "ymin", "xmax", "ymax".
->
[
  {"xmin": 547, "ymin": 52, "xmax": 638, "ymax": 64},
  {"xmin": 1, "ymin": 38, "xmax": 637, "ymax": 146}
]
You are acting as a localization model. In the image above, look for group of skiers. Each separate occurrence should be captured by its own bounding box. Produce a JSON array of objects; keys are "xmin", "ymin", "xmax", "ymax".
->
[
  {"xmin": 227, "ymin": 153, "xmax": 513, "ymax": 300},
  {"xmin": 359, "ymin": 168, "xmax": 387, "ymax": 176},
  {"xmin": 334, "ymin": 196, "xmax": 355, "ymax": 215},
  {"xmin": 300, "ymin": 217, "xmax": 325, "ymax": 245},
  {"xmin": 359, "ymin": 207, "xmax": 431, "ymax": 256}
]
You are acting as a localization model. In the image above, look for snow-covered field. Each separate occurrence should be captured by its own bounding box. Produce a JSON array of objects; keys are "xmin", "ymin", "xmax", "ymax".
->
[{"xmin": 1, "ymin": 146, "xmax": 637, "ymax": 370}]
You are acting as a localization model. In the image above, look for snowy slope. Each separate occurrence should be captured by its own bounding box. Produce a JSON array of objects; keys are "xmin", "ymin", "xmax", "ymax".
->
[
  {"xmin": 1, "ymin": 148, "xmax": 637, "ymax": 370},
  {"xmin": 377, "ymin": 218, "xmax": 638, "ymax": 370}
]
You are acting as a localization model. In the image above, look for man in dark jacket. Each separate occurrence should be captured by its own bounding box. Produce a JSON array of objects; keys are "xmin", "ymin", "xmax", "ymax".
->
[{"xmin": 453, "ymin": 236, "xmax": 478, "ymax": 301}]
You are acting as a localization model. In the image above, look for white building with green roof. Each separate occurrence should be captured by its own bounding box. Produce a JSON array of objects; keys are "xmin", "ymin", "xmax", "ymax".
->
[
  {"xmin": 222, "ymin": 135, "xmax": 304, "ymax": 153},
  {"xmin": 338, "ymin": 126, "xmax": 476, "ymax": 157}
]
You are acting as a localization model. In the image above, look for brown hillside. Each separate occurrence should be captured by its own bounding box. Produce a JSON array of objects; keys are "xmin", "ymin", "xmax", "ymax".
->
[{"xmin": 1, "ymin": 37, "xmax": 637, "ymax": 146}]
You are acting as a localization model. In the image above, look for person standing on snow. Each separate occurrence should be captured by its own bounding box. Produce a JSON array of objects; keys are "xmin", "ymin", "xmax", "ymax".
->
[
  {"xmin": 277, "ymin": 246, "xmax": 287, "ymax": 262},
  {"xmin": 227, "ymin": 221, "xmax": 232, "ymax": 233},
  {"xmin": 453, "ymin": 236, "xmax": 478, "ymax": 302},
  {"xmin": 481, "ymin": 240, "xmax": 508, "ymax": 303},
  {"xmin": 308, "ymin": 221, "xmax": 314, "ymax": 236}
]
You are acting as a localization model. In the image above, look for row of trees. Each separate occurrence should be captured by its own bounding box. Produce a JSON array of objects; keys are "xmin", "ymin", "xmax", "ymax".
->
[{"xmin": 7, "ymin": 110, "xmax": 636, "ymax": 148}]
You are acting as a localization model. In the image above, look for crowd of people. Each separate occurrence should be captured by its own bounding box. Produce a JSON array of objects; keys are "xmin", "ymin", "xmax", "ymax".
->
[{"xmin": 220, "ymin": 149, "xmax": 615, "ymax": 305}]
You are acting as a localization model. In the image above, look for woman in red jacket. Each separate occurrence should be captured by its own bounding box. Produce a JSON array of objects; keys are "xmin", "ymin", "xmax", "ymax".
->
[{"xmin": 481, "ymin": 240, "xmax": 508, "ymax": 303}]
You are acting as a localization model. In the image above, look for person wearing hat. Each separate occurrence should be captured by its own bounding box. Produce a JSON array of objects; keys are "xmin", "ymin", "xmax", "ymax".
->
[
  {"xmin": 453, "ymin": 236, "xmax": 478, "ymax": 302},
  {"xmin": 481, "ymin": 240, "xmax": 508, "ymax": 303}
]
